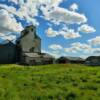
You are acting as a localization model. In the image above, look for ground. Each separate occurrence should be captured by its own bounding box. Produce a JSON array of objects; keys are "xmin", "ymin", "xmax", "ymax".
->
[{"xmin": 0, "ymin": 64, "xmax": 100, "ymax": 100}]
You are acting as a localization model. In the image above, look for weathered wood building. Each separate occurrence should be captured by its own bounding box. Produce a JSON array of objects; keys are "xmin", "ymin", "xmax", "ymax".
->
[
  {"xmin": 0, "ymin": 41, "xmax": 16, "ymax": 64},
  {"xmin": 85, "ymin": 56, "xmax": 100, "ymax": 66},
  {"xmin": 0, "ymin": 25, "xmax": 54, "ymax": 65},
  {"xmin": 56, "ymin": 57, "xmax": 70, "ymax": 64},
  {"xmin": 19, "ymin": 25, "xmax": 54, "ymax": 65},
  {"xmin": 67, "ymin": 57, "xmax": 85, "ymax": 64},
  {"xmin": 20, "ymin": 25, "xmax": 41, "ymax": 53},
  {"xmin": 56, "ymin": 56, "xmax": 85, "ymax": 64}
]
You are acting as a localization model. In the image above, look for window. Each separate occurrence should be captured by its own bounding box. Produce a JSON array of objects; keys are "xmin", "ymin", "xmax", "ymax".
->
[
  {"xmin": 31, "ymin": 28, "xmax": 33, "ymax": 31},
  {"xmin": 25, "ymin": 30, "xmax": 29, "ymax": 33},
  {"xmin": 30, "ymin": 47, "xmax": 34, "ymax": 52}
]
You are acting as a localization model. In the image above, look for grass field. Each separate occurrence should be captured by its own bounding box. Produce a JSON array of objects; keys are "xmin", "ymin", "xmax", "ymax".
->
[{"xmin": 0, "ymin": 64, "xmax": 100, "ymax": 100}]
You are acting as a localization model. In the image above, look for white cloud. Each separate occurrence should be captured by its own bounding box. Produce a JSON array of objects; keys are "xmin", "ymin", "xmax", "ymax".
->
[
  {"xmin": 0, "ymin": 9, "xmax": 23, "ymax": 33},
  {"xmin": 42, "ymin": 6, "xmax": 87, "ymax": 25},
  {"xmin": 42, "ymin": 49, "xmax": 61, "ymax": 58},
  {"xmin": 0, "ymin": 1, "xmax": 41, "ymax": 25},
  {"xmin": 49, "ymin": 44, "xmax": 63, "ymax": 50},
  {"xmin": 0, "ymin": 9, "xmax": 23, "ymax": 41},
  {"xmin": 0, "ymin": 0, "xmax": 97, "ymax": 50},
  {"xmin": 5, "ymin": 0, "xmax": 64, "ymax": 25},
  {"xmin": 65, "ymin": 48, "xmax": 78, "ymax": 53},
  {"xmin": 0, "ymin": 0, "xmax": 65, "ymax": 41},
  {"xmin": 0, "ymin": 4, "xmax": 17, "ymax": 15},
  {"xmin": 78, "ymin": 24, "xmax": 96, "ymax": 33},
  {"xmin": 65, "ymin": 42, "xmax": 93, "ymax": 54},
  {"xmin": 46, "ymin": 27, "xmax": 81, "ymax": 39},
  {"xmin": 89, "ymin": 36, "xmax": 100, "ymax": 46},
  {"xmin": 64, "ymin": 41, "xmax": 100, "ymax": 58},
  {"xmin": 69, "ymin": 3, "xmax": 78, "ymax": 11},
  {"xmin": 71, "ymin": 42, "xmax": 91, "ymax": 50},
  {"xmin": 60, "ymin": 29, "xmax": 81, "ymax": 39},
  {"xmin": 0, "ymin": 33, "xmax": 16, "ymax": 41},
  {"xmin": 46, "ymin": 41, "xmax": 100, "ymax": 58},
  {"xmin": 46, "ymin": 28, "xmax": 59, "ymax": 37}
]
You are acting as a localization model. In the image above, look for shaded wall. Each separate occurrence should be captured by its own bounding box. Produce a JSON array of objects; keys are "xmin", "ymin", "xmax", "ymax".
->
[{"xmin": 0, "ymin": 43, "xmax": 16, "ymax": 64}]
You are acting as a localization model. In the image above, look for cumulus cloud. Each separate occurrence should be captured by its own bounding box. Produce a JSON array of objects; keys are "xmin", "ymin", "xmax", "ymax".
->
[
  {"xmin": 47, "ymin": 42, "xmax": 100, "ymax": 58},
  {"xmin": 46, "ymin": 28, "xmax": 59, "ymax": 37},
  {"xmin": 0, "ymin": 0, "xmax": 64, "ymax": 41},
  {"xmin": 0, "ymin": 33, "xmax": 16, "ymax": 41},
  {"xmin": 65, "ymin": 42, "xmax": 93, "ymax": 54},
  {"xmin": 0, "ymin": 9, "xmax": 23, "ymax": 41},
  {"xmin": 49, "ymin": 44, "xmax": 63, "ymax": 50},
  {"xmin": 64, "ymin": 41, "xmax": 100, "ymax": 57},
  {"xmin": 0, "ymin": 0, "xmax": 64, "ymax": 26},
  {"xmin": 46, "ymin": 27, "xmax": 81, "ymax": 39},
  {"xmin": 71, "ymin": 42, "xmax": 91, "ymax": 50},
  {"xmin": 60, "ymin": 29, "xmax": 81, "ymax": 39},
  {"xmin": 89, "ymin": 36, "xmax": 100, "ymax": 46},
  {"xmin": 0, "ymin": 9, "xmax": 23, "ymax": 33},
  {"xmin": 42, "ymin": 49, "xmax": 60, "ymax": 58},
  {"xmin": 42, "ymin": 7, "xmax": 87, "ymax": 25},
  {"xmin": 69, "ymin": 3, "xmax": 78, "ymax": 11},
  {"xmin": 0, "ymin": 0, "xmax": 97, "ymax": 48},
  {"xmin": 78, "ymin": 24, "xmax": 96, "ymax": 33},
  {"xmin": 65, "ymin": 47, "xmax": 78, "ymax": 53},
  {"xmin": 0, "ymin": 0, "xmax": 93, "ymax": 33}
]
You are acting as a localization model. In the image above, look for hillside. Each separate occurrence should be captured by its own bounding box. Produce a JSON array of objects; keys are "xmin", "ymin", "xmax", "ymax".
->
[{"xmin": 0, "ymin": 64, "xmax": 100, "ymax": 100}]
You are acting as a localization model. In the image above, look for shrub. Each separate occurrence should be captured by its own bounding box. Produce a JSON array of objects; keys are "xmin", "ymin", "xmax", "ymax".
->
[
  {"xmin": 80, "ymin": 77, "xmax": 88, "ymax": 82},
  {"xmin": 72, "ymin": 82, "xmax": 78, "ymax": 87},
  {"xmin": 65, "ymin": 92, "xmax": 77, "ymax": 100}
]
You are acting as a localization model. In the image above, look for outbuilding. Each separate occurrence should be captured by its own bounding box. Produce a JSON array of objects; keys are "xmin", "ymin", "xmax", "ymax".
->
[
  {"xmin": 85, "ymin": 56, "xmax": 100, "ymax": 66},
  {"xmin": 0, "ymin": 41, "xmax": 16, "ymax": 64},
  {"xmin": 56, "ymin": 57, "xmax": 70, "ymax": 64}
]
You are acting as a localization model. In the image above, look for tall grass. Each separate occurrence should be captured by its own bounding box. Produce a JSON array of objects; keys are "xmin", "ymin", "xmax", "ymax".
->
[{"xmin": 0, "ymin": 64, "xmax": 100, "ymax": 100}]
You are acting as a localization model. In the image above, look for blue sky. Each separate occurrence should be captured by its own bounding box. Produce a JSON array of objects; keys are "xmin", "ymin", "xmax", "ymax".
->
[{"xmin": 0, "ymin": 0, "xmax": 100, "ymax": 58}]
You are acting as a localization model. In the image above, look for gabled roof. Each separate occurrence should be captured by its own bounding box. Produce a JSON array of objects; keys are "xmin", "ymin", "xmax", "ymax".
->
[
  {"xmin": 57, "ymin": 56, "xmax": 70, "ymax": 61},
  {"xmin": 67, "ymin": 57, "xmax": 84, "ymax": 61},
  {"xmin": 0, "ymin": 40, "xmax": 15, "ymax": 47},
  {"xmin": 57, "ymin": 56, "xmax": 84, "ymax": 61},
  {"xmin": 41, "ymin": 53, "xmax": 54, "ymax": 59},
  {"xmin": 86, "ymin": 56, "xmax": 100, "ymax": 60}
]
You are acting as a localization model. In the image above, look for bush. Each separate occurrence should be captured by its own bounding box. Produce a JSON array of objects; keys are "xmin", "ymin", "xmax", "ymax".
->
[{"xmin": 65, "ymin": 92, "xmax": 77, "ymax": 100}]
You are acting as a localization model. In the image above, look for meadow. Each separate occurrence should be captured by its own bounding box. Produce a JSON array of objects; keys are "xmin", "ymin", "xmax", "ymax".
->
[{"xmin": 0, "ymin": 64, "xmax": 100, "ymax": 100}]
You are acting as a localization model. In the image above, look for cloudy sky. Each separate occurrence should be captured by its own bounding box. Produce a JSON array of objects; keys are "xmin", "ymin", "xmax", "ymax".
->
[{"xmin": 0, "ymin": 0, "xmax": 100, "ymax": 58}]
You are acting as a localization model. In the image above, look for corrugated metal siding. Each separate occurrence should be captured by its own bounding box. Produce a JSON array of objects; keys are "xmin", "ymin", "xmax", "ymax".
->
[{"xmin": 0, "ymin": 43, "xmax": 16, "ymax": 64}]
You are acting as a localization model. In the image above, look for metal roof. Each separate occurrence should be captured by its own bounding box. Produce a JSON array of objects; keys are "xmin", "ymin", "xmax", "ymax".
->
[
  {"xmin": 24, "ymin": 53, "xmax": 41, "ymax": 58},
  {"xmin": 67, "ymin": 57, "xmax": 84, "ymax": 61}
]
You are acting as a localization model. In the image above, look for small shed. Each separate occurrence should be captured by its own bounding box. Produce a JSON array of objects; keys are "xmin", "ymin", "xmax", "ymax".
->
[
  {"xmin": 41, "ymin": 53, "xmax": 54, "ymax": 65},
  {"xmin": 85, "ymin": 56, "xmax": 100, "ymax": 66},
  {"xmin": 0, "ymin": 41, "xmax": 16, "ymax": 64},
  {"xmin": 20, "ymin": 53, "xmax": 42, "ymax": 65},
  {"xmin": 56, "ymin": 57, "xmax": 70, "ymax": 64},
  {"xmin": 67, "ymin": 57, "xmax": 85, "ymax": 64},
  {"xmin": 20, "ymin": 52, "xmax": 54, "ymax": 65}
]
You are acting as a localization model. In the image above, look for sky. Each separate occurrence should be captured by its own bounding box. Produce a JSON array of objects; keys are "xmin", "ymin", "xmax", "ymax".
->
[{"xmin": 0, "ymin": 0, "xmax": 100, "ymax": 58}]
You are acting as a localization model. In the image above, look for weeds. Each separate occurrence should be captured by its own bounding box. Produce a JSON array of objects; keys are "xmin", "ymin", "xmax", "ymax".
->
[{"xmin": 0, "ymin": 64, "xmax": 100, "ymax": 100}]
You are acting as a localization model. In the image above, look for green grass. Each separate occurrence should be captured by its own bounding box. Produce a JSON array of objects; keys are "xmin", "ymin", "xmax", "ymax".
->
[{"xmin": 0, "ymin": 64, "xmax": 100, "ymax": 100}]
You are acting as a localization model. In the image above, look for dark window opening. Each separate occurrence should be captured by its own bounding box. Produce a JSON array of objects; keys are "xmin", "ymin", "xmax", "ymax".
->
[
  {"xmin": 31, "ymin": 28, "xmax": 33, "ymax": 31},
  {"xmin": 30, "ymin": 47, "xmax": 34, "ymax": 52}
]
